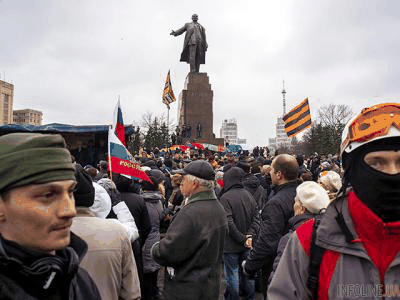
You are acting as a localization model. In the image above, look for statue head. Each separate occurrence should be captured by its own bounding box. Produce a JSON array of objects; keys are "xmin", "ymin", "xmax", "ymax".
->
[{"xmin": 192, "ymin": 14, "xmax": 198, "ymax": 22}]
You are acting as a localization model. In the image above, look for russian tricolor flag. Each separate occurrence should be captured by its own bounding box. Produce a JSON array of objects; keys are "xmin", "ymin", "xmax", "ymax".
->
[
  {"xmin": 108, "ymin": 128, "xmax": 152, "ymax": 183},
  {"xmin": 113, "ymin": 99, "xmax": 126, "ymax": 146}
]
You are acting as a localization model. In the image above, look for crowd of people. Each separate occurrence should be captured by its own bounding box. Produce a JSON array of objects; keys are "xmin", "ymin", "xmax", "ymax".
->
[{"xmin": 0, "ymin": 101, "xmax": 399, "ymax": 300}]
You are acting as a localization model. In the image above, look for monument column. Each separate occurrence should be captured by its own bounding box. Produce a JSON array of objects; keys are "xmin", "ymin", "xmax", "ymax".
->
[
  {"xmin": 177, "ymin": 73, "xmax": 224, "ymax": 145},
  {"xmin": 171, "ymin": 14, "xmax": 224, "ymax": 146}
]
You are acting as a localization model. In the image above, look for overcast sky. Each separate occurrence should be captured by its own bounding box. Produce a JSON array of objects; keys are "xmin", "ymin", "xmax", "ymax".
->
[{"xmin": 1, "ymin": 0, "xmax": 399, "ymax": 146}]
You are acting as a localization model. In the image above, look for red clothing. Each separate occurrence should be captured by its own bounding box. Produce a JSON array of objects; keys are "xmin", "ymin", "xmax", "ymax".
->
[{"xmin": 348, "ymin": 191, "xmax": 400, "ymax": 283}]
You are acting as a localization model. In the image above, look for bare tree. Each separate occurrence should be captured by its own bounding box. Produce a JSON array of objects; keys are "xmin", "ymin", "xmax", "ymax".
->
[
  {"xmin": 318, "ymin": 104, "xmax": 353, "ymax": 132},
  {"xmin": 140, "ymin": 112, "xmax": 176, "ymax": 134},
  {"xmin": 301, "ymin": 104, "xmax": 353, "ymax": 155}
]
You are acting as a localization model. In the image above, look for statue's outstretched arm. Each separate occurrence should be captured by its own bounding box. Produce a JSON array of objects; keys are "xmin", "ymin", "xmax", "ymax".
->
[{"xmin": 171, "ymin": 25, "xmax": 187, "ymax": 36}]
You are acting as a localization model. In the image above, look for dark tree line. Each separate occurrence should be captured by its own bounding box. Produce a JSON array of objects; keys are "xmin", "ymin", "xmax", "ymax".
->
[{"xmin": 299, "ymin": 104, "xmax": 352, "ymax": 156}]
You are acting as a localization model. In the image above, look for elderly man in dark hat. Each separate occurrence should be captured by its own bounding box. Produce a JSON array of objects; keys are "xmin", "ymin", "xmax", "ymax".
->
[
  {"xmin": 0, "ymin": 133, "xmax": 101, "ymax": 299},
  {"xmin": 151, "ymin": 160, "xmax": 228, "ymax": 300}
]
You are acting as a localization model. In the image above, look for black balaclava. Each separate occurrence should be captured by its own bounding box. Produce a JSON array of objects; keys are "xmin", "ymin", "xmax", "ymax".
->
[{"xmin": 344, "ymin": 137, "xmax": 400, "ymax": 222}]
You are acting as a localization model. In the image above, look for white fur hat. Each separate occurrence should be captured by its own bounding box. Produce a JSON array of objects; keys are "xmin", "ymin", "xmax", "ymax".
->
[
  {"xmin": 296, "ymin": 181, "xmax": 330, "ymax": 214},
  {"xmin": 319, "ymin": 170, "xmax": 342, "ymax": 192}
]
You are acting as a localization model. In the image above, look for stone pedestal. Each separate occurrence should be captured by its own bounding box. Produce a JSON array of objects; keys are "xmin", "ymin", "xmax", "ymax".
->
[{"xmin": 177, "ymin": 73, "xmax": 224, "ymax": 146}]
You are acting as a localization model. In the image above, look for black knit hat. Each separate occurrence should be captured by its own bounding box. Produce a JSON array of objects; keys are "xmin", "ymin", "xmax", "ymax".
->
[
  {"xmin": 147, "ymin": 169, "xmax": 165, "ymax": 185},
  {"xmin": 142, "ymin": 169, "xmax": 165, "ymax": 191},
  {"xmin": 73, "ymin": 164, "xmax": 95, "ymax": 207}
]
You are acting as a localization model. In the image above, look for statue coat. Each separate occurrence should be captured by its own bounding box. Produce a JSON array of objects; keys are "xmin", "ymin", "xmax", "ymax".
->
[{"xmin": 173, "ymin": 22, "xmax": 207, "ymax": 65}]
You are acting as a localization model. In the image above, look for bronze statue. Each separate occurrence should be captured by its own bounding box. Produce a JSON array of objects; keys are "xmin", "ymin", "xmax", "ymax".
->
[
  {"xmin": 170, "ymin": 14, "xmax": 208, "ymax": 73},
  {"xmin": 197, "ymin": 123, "xmax": 202, "ymax": 138}
]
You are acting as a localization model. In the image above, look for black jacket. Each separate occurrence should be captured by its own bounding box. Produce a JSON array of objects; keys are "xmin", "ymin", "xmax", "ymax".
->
[
  {"xmin": 142, "ymin": 191, "xmax": 164, "ymax": 273},
  {"xmin": 268, "ymin": 213, "xmax": 314, "ymax": 284},
  {"xmin": 219, "ymin": 167, "xmax": 260, "ymax": 253},
  {"xmin": 0, "ymin": 233, "xmax": 101, "ymax": 300},
  {"xmin": 244, "ymin": 180, "xmax": 300, "ymax": 274},
  {"xmin": 151, "ymin": 190, "xmax": 228, "ymax": 300},
  {"xmin": 255, "ymin": 173, "xmax": 272, "ymax": 198},
  {"xmin": 114, "ymin": 177, "xmax": 151, "ymax": 247}
]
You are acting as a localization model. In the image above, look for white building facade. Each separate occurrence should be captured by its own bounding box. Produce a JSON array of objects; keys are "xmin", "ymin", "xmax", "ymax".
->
[{"xmin": 220, "ymin": 118, "xmax": 246, "ymax": 145}]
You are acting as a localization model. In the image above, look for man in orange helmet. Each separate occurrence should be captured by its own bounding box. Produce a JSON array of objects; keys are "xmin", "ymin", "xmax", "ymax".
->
[{"xmin": 268, "ymin": 103, "xmax": 400, "ymax": 299}]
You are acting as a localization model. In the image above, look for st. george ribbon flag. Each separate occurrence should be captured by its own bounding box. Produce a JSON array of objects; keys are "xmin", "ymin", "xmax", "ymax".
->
[
  {"xmin": 283, "ymin": 98, "xmax": 312, "ymax": 138},
  {"xmin": 113, "ymin": 99, "xmax": 126, "ymax": 146},
  {"xmin": 162, "ymin": 70, "xmax": 176, "ymax": 108},
  {"xmin": 108, "ymin": 128, "xmax": 152, "ymax": 183}
]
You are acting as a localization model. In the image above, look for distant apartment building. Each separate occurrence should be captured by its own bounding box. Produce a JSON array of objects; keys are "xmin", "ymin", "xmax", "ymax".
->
[
  {"xmin": 0, "ymin": 80, "xmax": 14, "ymax": 125},
  {"xmin": 13, "ymin": 109, "xmax": 43, "ymax": 125},
  {"xmin": 220, "ymin": 119, "xmax": 238, "ymax": 144},
  {"xmin": 268, "ymin": 116, "xmax": 291, "ymax": 153},
  {"xmin": 220, "ymin": 118, "xmax": 247, "ymax": 145}
]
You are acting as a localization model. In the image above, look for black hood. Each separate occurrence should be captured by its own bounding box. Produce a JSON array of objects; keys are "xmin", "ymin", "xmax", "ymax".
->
[
  {"xmin": 288, "ymin": 213, "xmax": 314, "ymax": 231},
  {"xmin": 141, "ymin": 190, "xmax": 164, "ymax": 203},
  {"xmin": 242, "ymin": 173, "xmax": 260, "ymax": 194},
  {"xmin": 223, "ymin": 167, "xmax": 245, "ymax": 192}
]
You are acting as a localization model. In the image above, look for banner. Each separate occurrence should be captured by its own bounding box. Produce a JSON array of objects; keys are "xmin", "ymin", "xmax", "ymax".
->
[
  {"xmin": 162, "ymin": 70, "xmax": 176, "ymax": 108},
  {"xmin": 108, "ymin": 128, "xmax": 152, "ymax": 183},
  {"xmin": 283, "ymin": 98, "xmax": 312, "ymax": 138}
]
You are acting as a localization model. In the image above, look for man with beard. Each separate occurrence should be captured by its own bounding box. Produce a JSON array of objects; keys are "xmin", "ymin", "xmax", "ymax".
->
[{"xmin": 268, "ymin": 102, "xmax": 400, "ymax": 299}]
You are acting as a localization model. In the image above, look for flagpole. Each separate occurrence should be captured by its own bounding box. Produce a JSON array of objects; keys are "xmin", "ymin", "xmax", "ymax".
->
[
  {"xmin": 108, "ymin": 126, "xmax": 113, "ymax": 182},
  {"xmin": 167, "ymin": 105, "xmax": 170, "ymax": 140}
]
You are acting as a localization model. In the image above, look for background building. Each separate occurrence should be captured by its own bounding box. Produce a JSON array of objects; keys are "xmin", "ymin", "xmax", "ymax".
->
[
  {"xmin": 220, "ymin": 118, "xmax": 238, "ymax": 144},
  {"xmin": 13, "ymin": 109, "xmax": 43, "ymax": 125},
  {"xmin": 0, "ymin": 80, "xmax": 14, "ymax": 125},
  {"xmin": 219, "ymin": 118, "xmax": 247, "ymax": 145},
  {"xmin": 268, "ymin": 82, "xmax": 292, "ymax": 153}
]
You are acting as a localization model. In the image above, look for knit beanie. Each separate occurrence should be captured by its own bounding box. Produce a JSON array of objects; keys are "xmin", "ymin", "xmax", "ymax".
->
[
  {"xmin": 296, "ymin": 181, "xmax": 330, "ymax": 214},
  {"xmin": 318, "ymin": 170, "xmax": 342, "ymax": 192},
  {"xmin": 0, "ymin": 133, "xmax": 75, "ymax": 192},
  {"xmin": 73, "ymin": 164, "xmax": 95, "ymax": 207}
]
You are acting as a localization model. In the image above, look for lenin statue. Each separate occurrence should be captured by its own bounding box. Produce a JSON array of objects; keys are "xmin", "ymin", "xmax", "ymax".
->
[{"xmin": 170, "ymin": 14, "xmax": 208, "ymax": 73}]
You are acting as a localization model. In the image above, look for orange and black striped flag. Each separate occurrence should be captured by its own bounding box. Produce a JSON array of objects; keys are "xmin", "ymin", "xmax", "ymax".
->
[
  {"xmin": 283, "ymin": 98, "xmax": 312, "ymax": 138},
  {"xmin": 162, "ymin": 70, "xmax": 176, "ymax": 108}
]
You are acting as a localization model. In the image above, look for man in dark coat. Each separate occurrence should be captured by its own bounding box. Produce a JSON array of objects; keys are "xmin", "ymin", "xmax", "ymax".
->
[
  {"xmin": 219, "ymin": 167, "xmax": 260, "ymax": 300},
  {"xmin": 0, "ymin": 133, "xmax": 101, "ymax": 299},
  {"xmin": 242, "ymin": 154, "xmax": 300, "ymax": 299},
  {"xmin": 151, "ymin": 160, "xmax": 228, "ymax": 300},
  {"xmin": 170, "ymin": 14, "xmax": 208, "ymax": 73},
  {"xmin": 113, "ymin": 173, "xmax": 151, "ymax": 298},
  {"xmin": 237, "ymin": 161, "xmax": 268, "ymax": 210}
]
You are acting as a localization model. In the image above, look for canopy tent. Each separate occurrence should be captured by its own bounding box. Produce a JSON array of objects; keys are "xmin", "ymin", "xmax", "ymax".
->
[{"xmin": 0, "ymin": 123, "xmax": 134, "ymax": 135}]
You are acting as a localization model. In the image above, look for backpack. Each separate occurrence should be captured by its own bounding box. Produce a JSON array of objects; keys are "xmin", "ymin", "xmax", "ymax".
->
[
  {"xmin": 307, "ymin": 215, "xmax": 326, "ymax": 300},
  {"xmin": 307, "ymin": 198, "xmax": 355, "ymax": 300}
]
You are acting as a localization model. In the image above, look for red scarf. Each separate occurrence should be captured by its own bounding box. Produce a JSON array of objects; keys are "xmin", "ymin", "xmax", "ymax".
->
[{"xmin": 348, "ymin": 191, "xmax": 400, "ymax": 284}]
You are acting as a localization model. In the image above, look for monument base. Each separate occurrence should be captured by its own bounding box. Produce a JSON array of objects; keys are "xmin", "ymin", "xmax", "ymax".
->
[{"xmin": 178, "ymin": 72, "xmax": 222, "ymax": 146}]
